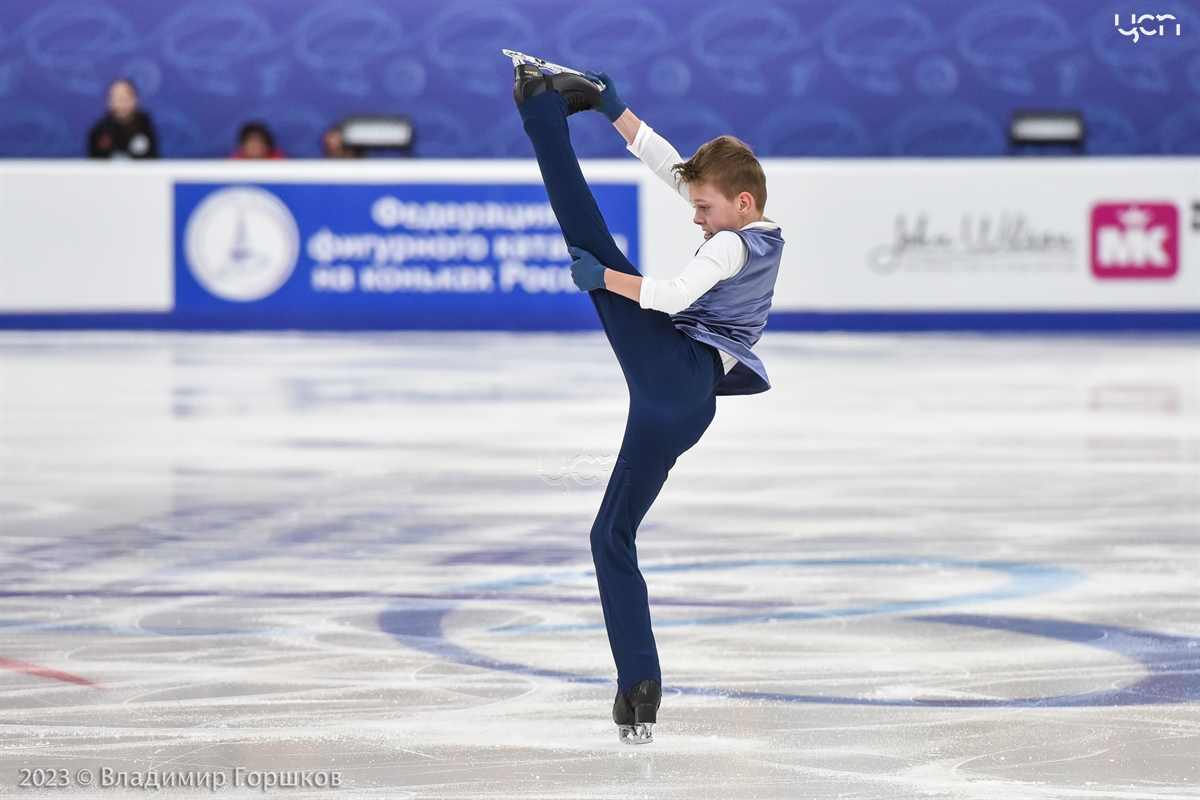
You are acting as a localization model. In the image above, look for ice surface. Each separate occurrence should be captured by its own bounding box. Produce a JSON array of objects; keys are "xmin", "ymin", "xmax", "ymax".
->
[{"xmin": 1, "ymin": 332, "xmax": 1197, "ymax": 798}]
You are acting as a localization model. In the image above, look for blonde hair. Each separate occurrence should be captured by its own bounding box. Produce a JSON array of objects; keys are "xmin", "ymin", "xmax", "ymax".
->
[{"xmin": 672, "ymin": 136, "xmax": 766, "ymax": 213}]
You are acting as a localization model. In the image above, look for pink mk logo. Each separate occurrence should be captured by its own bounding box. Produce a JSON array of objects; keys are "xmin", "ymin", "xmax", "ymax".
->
[{"xmin": 1091, "ymin": 203, "xmax": 1179, "ymax": 279}]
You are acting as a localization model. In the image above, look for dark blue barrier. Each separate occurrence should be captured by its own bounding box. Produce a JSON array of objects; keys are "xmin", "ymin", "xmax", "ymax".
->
[{"xmin": 3, "ymin": 312, "xmax": 1196, "ymax": 333}]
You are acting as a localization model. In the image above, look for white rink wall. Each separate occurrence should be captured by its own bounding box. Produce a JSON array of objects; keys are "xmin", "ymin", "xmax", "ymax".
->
[{"xmin": 0, "ymin": 157, "xmax": 1196, "ymax": 317}]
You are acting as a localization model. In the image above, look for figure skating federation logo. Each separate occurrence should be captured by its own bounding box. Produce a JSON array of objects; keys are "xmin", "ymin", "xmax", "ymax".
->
[{"xmin": 184, "ymin": 186, "xmax": 300, "ymax": 302}]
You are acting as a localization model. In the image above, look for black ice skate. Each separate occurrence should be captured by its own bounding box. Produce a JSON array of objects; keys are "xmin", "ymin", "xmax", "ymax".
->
[
  {"xmin": 612, "ymin": 679, "xmax": 660, "ymax": 745},
  {"xmin": 505, "ymin": 49, "xmax": 602, "ymax": 115}
]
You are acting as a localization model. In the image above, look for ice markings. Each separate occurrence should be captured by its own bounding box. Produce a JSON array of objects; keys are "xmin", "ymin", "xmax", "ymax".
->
[
  {"xmin": 474, "ymin": 559, "xmax": 1084, "ymax": 631},
  {"xmin": 379, "ymin": 605, "xmax": 608, "ymax": 686},
  {"xmin": 293, "ymin": 2, "xmax": 402, "ymax": 96},
  {"xmin": 915, "ymin": 615, "xmax": 1200, "ymax": 706},
  {"xmin": 957, "ymin": 1, "xmax": 1073, "ymax": 93},
  {"xmin": 823, "ymin": 3, "xmax": 938, "ymax": 95},
  {"xmin": 690, "ymin": 4, "xmax": 807, "ymax": 95},
  {"xmin": 386, "ymin": 559, "xmax": 1200, "ymax": 707},
  {"xmin": 161, "ymin": 3, "xmax": 277, "ymax": 96},
  {"xmin": 23, "ymin": 4, "xmax": 139, "ymax": 94}
]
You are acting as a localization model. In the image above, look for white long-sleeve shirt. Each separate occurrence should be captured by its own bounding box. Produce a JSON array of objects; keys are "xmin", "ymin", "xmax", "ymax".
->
[{"xmin": 626, "ymin": 123, "xmax": 780, "ymax": 374}]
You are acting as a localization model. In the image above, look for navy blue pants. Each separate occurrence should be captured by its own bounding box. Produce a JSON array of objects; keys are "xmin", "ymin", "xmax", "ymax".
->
[{"xmin": 520, "ymin": 91, "xmax": 723, "ymax": 692}]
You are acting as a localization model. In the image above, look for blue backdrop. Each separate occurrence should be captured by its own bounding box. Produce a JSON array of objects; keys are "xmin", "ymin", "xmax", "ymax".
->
[{"xmin": 0, "ymin": 0, "xmax": 1197, "ymax": 159}]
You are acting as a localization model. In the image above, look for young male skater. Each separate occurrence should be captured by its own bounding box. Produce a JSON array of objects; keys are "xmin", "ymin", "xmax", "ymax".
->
[{"xmin": 512, "ymin": 56, "xmax": 783, "ymax": 744}]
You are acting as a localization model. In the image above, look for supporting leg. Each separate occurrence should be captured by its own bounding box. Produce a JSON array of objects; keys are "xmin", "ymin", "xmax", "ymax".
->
[{"xmin": 591, "ymin": 396, "xmax": 717, "ymax": 693}]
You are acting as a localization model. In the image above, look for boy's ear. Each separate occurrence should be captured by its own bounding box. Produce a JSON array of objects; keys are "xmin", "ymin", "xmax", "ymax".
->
[{"xmin": 738, "ymin": 191, "xmax": 755, "ymax": 215}]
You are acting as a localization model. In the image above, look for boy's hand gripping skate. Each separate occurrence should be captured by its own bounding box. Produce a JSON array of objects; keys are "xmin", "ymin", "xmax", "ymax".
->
[
  {"xmin": 568, "ymin": 246, "xmax": 606, "ymax": 292},
  {"xmin": 585, "ymin": 70, "xmax": 626, "ymax": 123}
]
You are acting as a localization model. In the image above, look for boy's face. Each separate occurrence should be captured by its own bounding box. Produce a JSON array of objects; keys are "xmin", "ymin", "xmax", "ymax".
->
[{"xmin": 688, "ymin": 182, "xmax": 756, "ymax": 239}]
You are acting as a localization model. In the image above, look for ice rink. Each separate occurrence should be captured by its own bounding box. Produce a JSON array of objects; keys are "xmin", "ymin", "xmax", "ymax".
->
[{"xmin": 1, "ymin": 331, "xmax": 1197, "ymax": 799}]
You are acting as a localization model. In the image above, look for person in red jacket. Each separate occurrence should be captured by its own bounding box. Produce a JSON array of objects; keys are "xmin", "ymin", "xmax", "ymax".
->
[{"xmin": 231, "ymin": 122, "xmax": 285, "ymax": 159}]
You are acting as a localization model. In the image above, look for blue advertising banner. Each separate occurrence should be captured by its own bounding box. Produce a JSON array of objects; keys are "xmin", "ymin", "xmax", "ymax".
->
[{"xmin": 173, "ymin": 182, "xmax": 638, "ymax": 328}]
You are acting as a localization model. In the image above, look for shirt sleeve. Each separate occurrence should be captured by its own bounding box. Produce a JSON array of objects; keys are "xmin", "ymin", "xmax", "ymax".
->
[
  {"xmin": 639, "ymin": 231, "xmax": 748, "ymax": 314},
  {"xmin": 627, "ymin": 123, "xmax": 690, "ymax": 203}
]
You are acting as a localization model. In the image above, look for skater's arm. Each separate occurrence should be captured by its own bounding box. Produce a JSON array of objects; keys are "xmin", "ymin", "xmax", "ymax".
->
[
  {"xmin": 592, "ymin": 232, "xmax": 748, "ymax": 311},
  {"xmin": 624, "ymin": 120, "xmax": 690, "ymax": 203},
  {"xmin": 613, "ymin": 109, "xmax": 641, "ymax": 145},
  {"xmin": 604, "ymin": 269, "xmax": 642, "ymax": 303},
  {"xmin": 588, "ymin": 69, "xmax": 689, "ymax": 201},
  {"xmin": 637, "ymin": 232, "xmax": 747, "ymax": 314}
]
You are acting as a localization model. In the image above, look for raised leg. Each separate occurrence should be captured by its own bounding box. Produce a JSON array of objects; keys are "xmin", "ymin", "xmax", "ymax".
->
[{"xmin": 519, "ymin": 92, "xmax": 721, "ymax": 409}]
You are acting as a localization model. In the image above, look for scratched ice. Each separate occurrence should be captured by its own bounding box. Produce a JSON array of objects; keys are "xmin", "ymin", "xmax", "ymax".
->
[{"xmin": 1, "ymin": 332, "xmax": 1196, "ymax": 799}]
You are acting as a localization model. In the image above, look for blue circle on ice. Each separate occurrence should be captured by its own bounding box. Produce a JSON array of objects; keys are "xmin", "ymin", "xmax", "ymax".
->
[{"xmin": 378, "ymin": 558, "xmax": 1200, "ymax": 706}]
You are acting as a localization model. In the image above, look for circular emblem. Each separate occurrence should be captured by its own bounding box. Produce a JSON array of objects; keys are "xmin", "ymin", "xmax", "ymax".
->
[{"xmin": 184, "ymin": 186, "xmax": 299, "ymax": 302}]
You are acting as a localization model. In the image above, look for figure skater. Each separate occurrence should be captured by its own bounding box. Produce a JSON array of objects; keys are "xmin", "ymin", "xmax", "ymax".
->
[{"xmin": 511, "ymin": 53, "xmax": 783, "ymax": 744}]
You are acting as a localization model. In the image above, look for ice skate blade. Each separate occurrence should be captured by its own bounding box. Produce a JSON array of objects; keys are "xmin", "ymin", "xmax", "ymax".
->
[
  {"xmin": 502, "ymin": 49, "xmax": 596, "ymax": 83},
  {"xmin": 618, "ymin": 723, "xmax": 654, "ymax": 745}
]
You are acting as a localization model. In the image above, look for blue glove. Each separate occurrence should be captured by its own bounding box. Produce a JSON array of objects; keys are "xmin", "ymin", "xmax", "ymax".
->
[
  {"xmin": 568, "ymin": 246, "xmax": 606, "ymax": 292},
  {"xmin": 585, "ymin": 70, "xmax": 626, "ymax": 123}
]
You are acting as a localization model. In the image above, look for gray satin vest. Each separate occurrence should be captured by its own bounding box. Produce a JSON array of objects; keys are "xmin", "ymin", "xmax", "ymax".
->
[{"xmin": 672, "ymin": 227, "xmax": 783, "ymax": 396}]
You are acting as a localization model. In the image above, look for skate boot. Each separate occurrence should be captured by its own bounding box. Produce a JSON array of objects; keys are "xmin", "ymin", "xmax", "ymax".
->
[
  {"xmin": 612, "ymin": 679, "xmax": 660, "ymax": 745},
  {"xmin": 506, "ymin": 49, "xmax": 602, "ymax": 115}
]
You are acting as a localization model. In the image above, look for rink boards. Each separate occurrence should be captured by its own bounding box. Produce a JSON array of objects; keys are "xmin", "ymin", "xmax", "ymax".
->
[{"xmin": 0, "ymin": 157, "xmax": 1196, "ymax": 330}]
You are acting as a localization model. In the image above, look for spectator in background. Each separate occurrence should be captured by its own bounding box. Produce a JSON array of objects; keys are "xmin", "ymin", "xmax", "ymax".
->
[
  {"xmin": 88, "ymin": 78, "xmax": 158, "ymax": 159},
  {"xmin": 322, "ymin": 125, "xmax": 365, "ymax": 158},
  {"xmin": 232, "ymin": 122, "xmax": 285, "ymax": 159}
]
